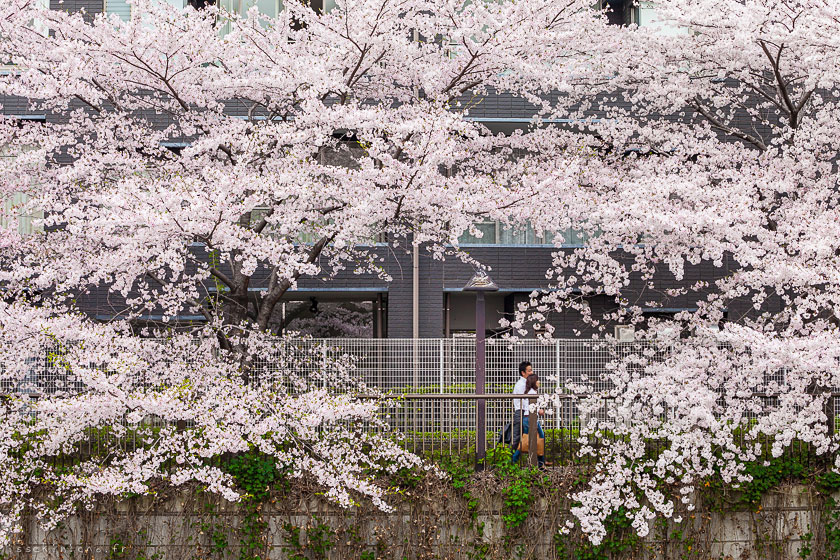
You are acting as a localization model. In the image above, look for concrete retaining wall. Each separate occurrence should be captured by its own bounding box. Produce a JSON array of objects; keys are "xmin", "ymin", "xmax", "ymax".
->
[{"xmin": 3, "ymin": 483, "xmax": 829, "ymax": 560}]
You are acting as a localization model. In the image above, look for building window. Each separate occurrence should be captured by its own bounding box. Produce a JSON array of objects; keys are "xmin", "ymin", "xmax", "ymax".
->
[
  {"xmin": 636, "ymin": 2, "xmax": 688, "ymax": 36},
  {"xmin": 219, "ymin": 0, "xmax": 283, "ymax": 20},
  {"xmin": 458, "ymin": 221, "xmax": 498, "ymax": 245},
  {"xmin": 1, "ymin": 136, "xmax": 44, "ymax": 237},
  {"xmin": 308, "ymin": 0, "xmax": 336, "ymax": 13},
  {"xmin": 215, "ymin": 0, "xmax": 285, "ymax": 34},
  {"xmin": 499, "ymin": 223, "xmax": 554, "ymax": 245},
  {"xmin": 457, "ymin": 221, "xmax": 597, "ymax": 247},
  {"xmin": 105, "ymin": 0, "xmax": 332, "ymax": 30},
  {"xmin": 106, "ymin": 0, "xmax": 207, "ymax": 20},
  {"xmin": 1, "ymin": 192, "xmax": 42, "ymax": 236},
  {"xmin": 32, "ymin": 0, "xmax": 50, "ymax": 34},
  {"xmin": 597, "ymin": 0, "xmax": 639, "ymax": 26},
  {"xmin": 104, "ymin": 0, "xmax": 132, "ymax": 20}
]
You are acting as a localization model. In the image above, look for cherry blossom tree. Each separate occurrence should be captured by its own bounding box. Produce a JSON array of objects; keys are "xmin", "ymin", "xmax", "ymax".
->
[
  {"xmin": 0, "ymin": 0, "xmax": 607, "ymax": 545},
  {"xmin": 0, "ymin": 0, "xmax": 602, "ymax": 348},
  {"xmin": 505, "ymin": 0, "xmax": 840, "ymax": 544}
]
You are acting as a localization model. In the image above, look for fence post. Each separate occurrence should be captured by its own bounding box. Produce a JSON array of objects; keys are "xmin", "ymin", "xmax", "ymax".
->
[
  {"xmin": 376, "ymin": 338, "xmax": 383, "ymax": 390},
  {"xmin": 475, "ymin": 293, "xmax": 487, "ymax": 470},
  {"xmin": 439, "ymin": 339, "xmax": 444, "ymax": 394},
  {"xmin": 440, "ymin": 339, "xmax": 445, "ymax": 449},
  {"xmin": 555, "ymin": 339, "xmax": 561, "ymax": 432}
]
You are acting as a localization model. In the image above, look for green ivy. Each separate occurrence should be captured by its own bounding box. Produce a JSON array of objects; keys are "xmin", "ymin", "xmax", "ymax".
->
[
  {"xmin": 737, "ymin": 456, "xmax": 806, "ymax": 506},
  {"xmin": 484, "ymin": 446, "xmax": 543, "ymax": 531},
  {"xmin": 238, "ymin": 508, "xmax": 267, "ymax": 560},
  {"xmin": 813, "ymin": 471, "xmax": 840, "ymax": 558},
  {"xmin": 503, "ymin": 471, "xmax": 535, "ymax": 530},
  {"xmin": 108, "ymin": 535, "xmax": 127, "ymax": 559},
  {"xmin": 798, "ymin": 529, "xmax": 813, "ymax": 559},
  {"xmin": 825, "ymin": 498, "xmax": 840, "ymax": 556},
  {"xmin": 223, "ymin": 452, "xmax": 283, "ymax": 502},
  {"xmin": 282, "ymin": 522, "xmax": 305, "ymax": 560},
  {"xmin": 220, "ymin": 452, "xmax": 287, "ymax": 560},
  {"xmin": 439, "ymin": 455, "xmax": 479, "ymax": 518},
  {"xmin": 210, "ymin": 527, "xmax": 229, "ymax": 555},
  {"xmin": 306, "ymin": 517, "xmax": 336, "ymax": 559},
  {"xmin": 817, "ymin": 471, "xmax": 840, "ymax": 494},
  {"xmin": 390, "ymin": 467, "xmax": 424, "ymax": 490},
  {"xmin": 282, "ymin": 517, "xmax": 335, "ymax": 560}
]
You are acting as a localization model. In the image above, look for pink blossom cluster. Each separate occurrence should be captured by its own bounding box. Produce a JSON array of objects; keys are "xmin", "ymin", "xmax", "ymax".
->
[
  {"xmin": 513, "ymin": 0, "xmax": 840, "ymax": 544},
  {"xmin": 0, "ymin": 301, "xmax": 432, "ymax": 546}
]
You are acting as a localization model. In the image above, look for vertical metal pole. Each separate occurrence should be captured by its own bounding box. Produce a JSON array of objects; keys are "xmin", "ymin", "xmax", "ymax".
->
[
  {"xmin": 476, "ymin": 292, "xmax": 486, "ymax": 469},
  {"xmin": 555, "ymin": 339, "xmax": 561, "ymax": 435},
  {"xmin": 321, "ymin": 345, "xmax": 328, "ymax": 390},
  {"xmin": 439, "ymin": 339, "xmax": 445, "ymax": 393},
  {"xmin": 411, "ymin": 340, "xmax": 418, "ymax": 452},
  {"xmin": 375, "ymin": 294, "xmax": 383, "ymax": 339},
  {"xmin": 413, "ymin": 244, "xmax": 419, "ymax": 338},
  {"xmin": 376, "ymin": 338, "xmax": 383, "ymax": 390},
  {"xmin": 412, "ymin": 244, "xmax": 419, "ymax": 447},
  {"xmin": 440, "ymin": 339, "xmax": 445, "ymax": 454}
]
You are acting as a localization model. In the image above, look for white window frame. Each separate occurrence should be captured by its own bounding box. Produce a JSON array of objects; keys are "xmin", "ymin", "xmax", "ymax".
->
[
  {"xmin": 0, "ymin": 145, "xmax": 44, "ymax": 237},
  {"xmin": 637, "ymin": 2, "xmax": 689, "ymax": 35},
  {"xmin": 104, "ymin": 0, "xmax": 134, "ymax": 20},
  {"xmin": 457, "ymin": 221, "xmax": 593, "ymax": 247},
  {"xmin": 104, "ymin": 0, "xmax": 194, "ymax": 21}
]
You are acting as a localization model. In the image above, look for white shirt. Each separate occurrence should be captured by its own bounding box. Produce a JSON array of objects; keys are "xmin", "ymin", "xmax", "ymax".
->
[{"xmin": 513, "ymin": 376, "xmax": 529, "ymax": 415}]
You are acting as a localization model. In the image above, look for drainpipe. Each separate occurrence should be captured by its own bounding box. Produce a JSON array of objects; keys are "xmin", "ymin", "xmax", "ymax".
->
[{"xmin": 413, "ymin": 242, "xmax": 419, "ymax": 338}]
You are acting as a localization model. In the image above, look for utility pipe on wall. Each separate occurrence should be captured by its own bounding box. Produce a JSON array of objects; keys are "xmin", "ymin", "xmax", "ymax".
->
[{"xmin": 412, "ymin": 242, "xmax": 419, "ymax": 338}]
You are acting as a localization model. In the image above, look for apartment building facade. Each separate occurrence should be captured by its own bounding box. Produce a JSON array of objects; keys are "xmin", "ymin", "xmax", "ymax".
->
[{"xmin": 2, "ymin": 0, "xmax": 735, "ymax": 340}]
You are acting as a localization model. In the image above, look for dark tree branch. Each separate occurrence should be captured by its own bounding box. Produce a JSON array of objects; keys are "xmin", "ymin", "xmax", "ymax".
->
[
  {"xmin": 255, "ymin": 234, "xmax": 336, "ymax": 331},
  {"xmin": 692, "ymin": 98, "xmax": 768, "ymax": 151}
]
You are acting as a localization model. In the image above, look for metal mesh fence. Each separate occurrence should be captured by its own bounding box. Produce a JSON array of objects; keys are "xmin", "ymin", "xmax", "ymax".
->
[
  {"xmin": 247, "ymin": 338, "xmax": 674, "ymax": 464},
  {"xmin": 5, "ymin": 338, "xmax": 832, "ymax": 466},
  {"xmin": 264, "ymin": 338, "xmax": 656, "ymax": 390}
]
